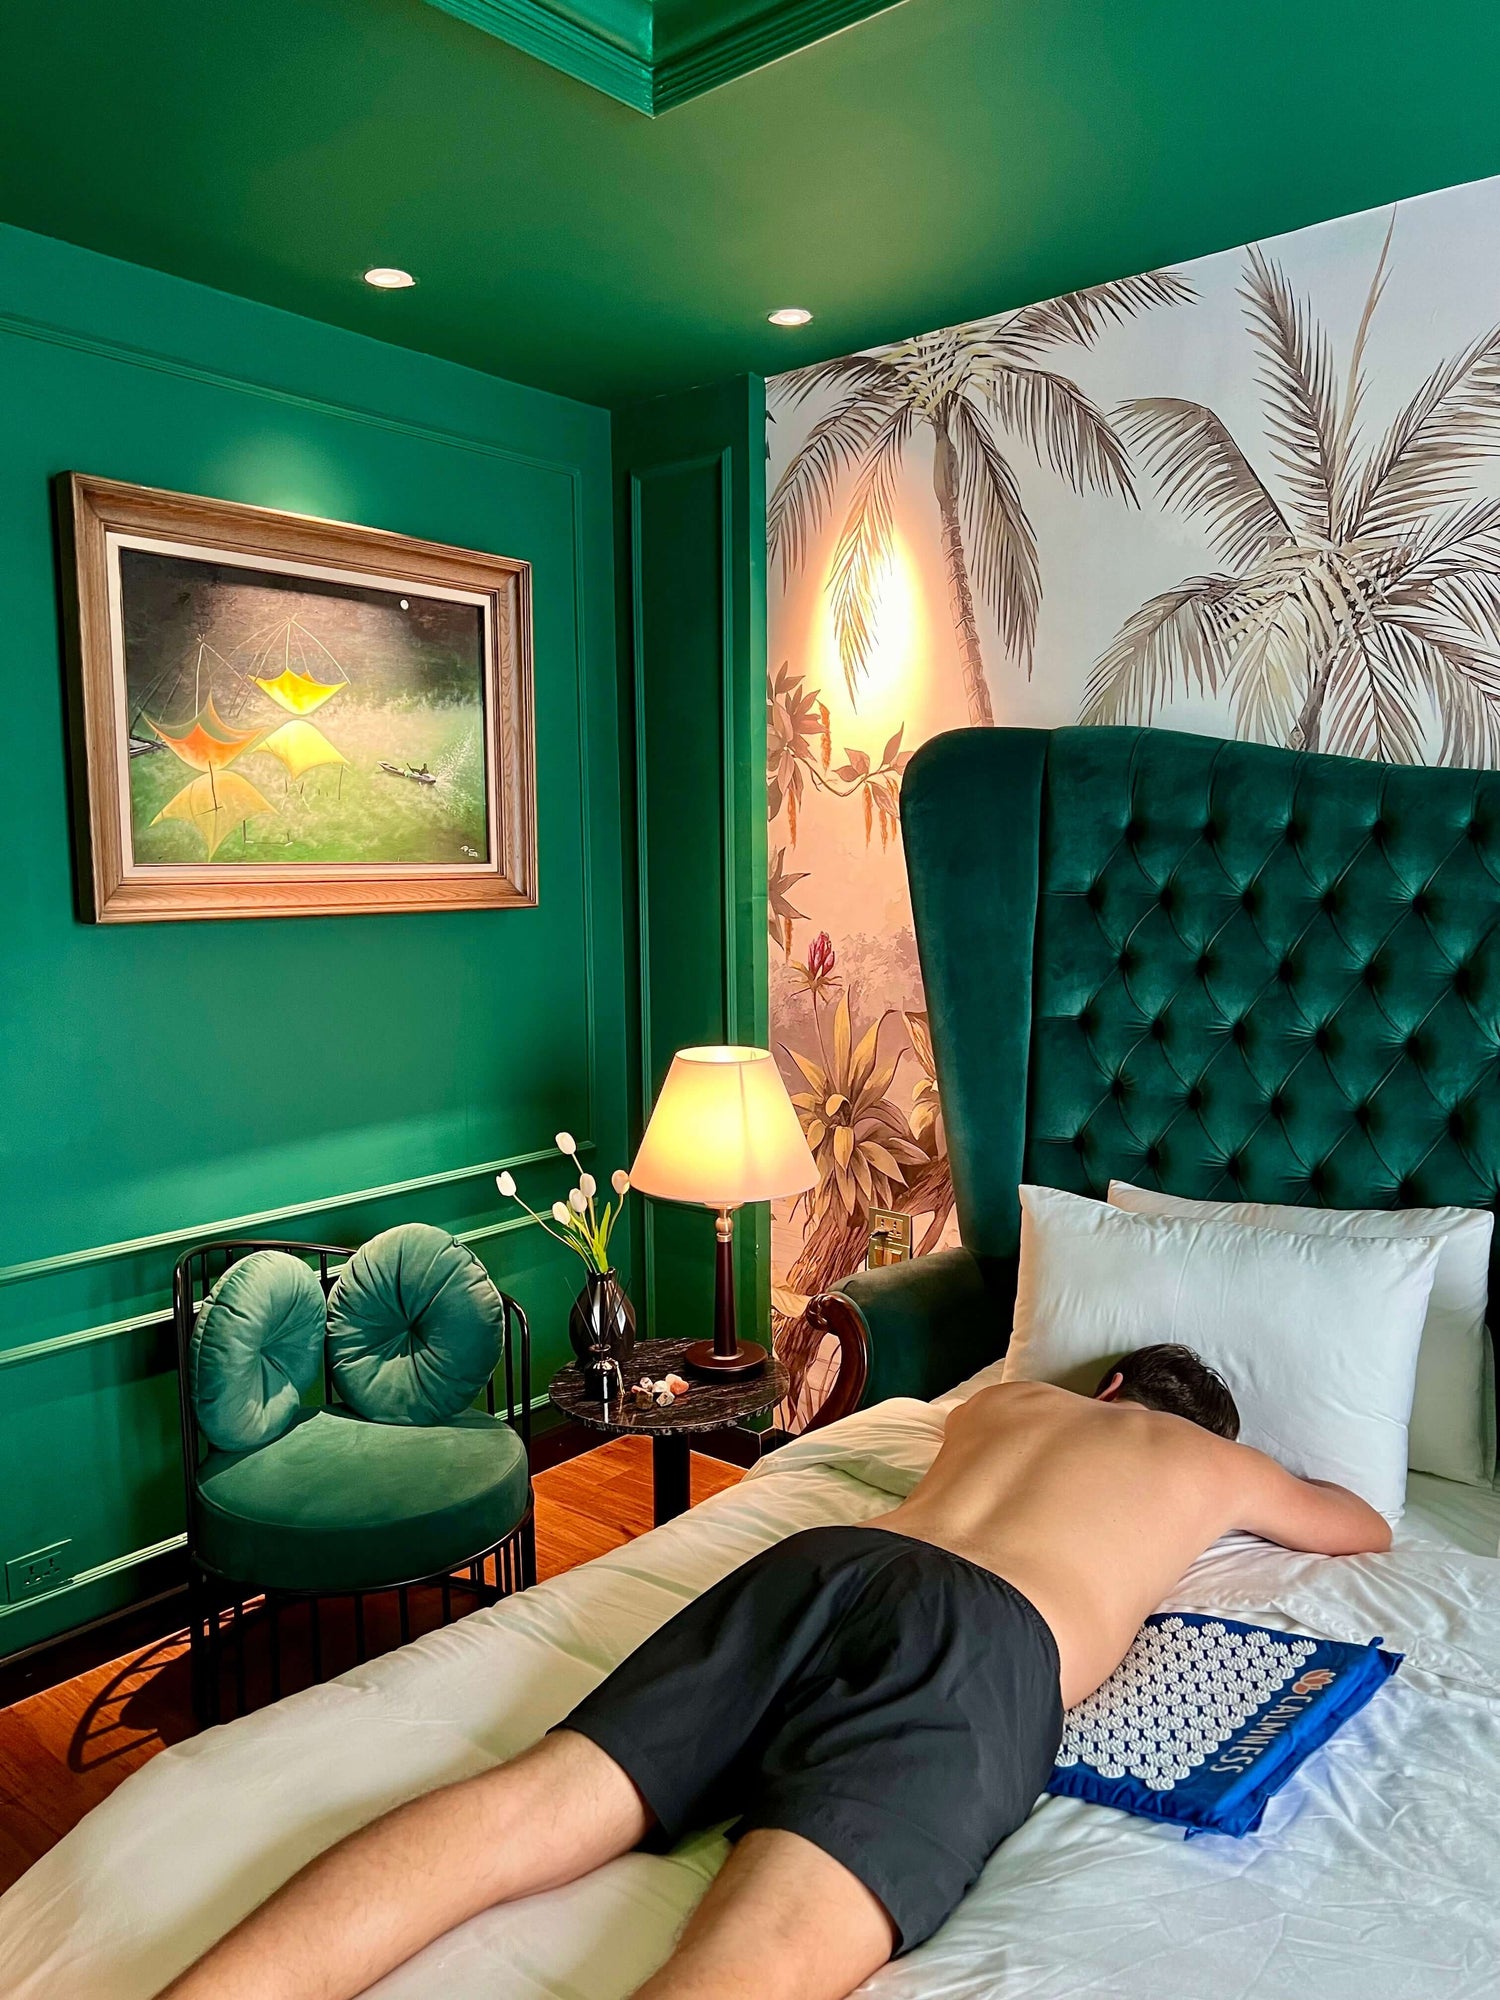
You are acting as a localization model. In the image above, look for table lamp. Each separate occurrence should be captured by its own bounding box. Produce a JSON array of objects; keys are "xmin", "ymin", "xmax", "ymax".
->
[{"xmin": 629, "ymin": 1045, "xmax": 816, "ymax": 1376}]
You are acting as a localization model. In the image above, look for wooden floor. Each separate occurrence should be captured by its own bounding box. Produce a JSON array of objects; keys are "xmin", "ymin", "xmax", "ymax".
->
[{"xmin": 0, "ymin": 1437, "xmax": 743, "ymax": 1894}]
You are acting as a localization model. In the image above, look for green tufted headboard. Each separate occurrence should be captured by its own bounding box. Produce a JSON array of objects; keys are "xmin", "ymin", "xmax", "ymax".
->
[{"xmin": 867, "ymin": 722, "xmax": 1500, "ymax": 1418}]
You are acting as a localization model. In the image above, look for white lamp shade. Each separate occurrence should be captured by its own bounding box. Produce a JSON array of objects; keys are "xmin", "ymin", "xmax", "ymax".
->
[{"xmin": 630, "ymin": 1046, "xmax": 817, "ymax": 1208}]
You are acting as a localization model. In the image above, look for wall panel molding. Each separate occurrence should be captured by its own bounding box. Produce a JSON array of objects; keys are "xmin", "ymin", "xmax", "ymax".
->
[
  {"xmin": 0, "ymin": 1532, "xmax": 189, "ymax": 1631},
  {"xmin": 614, "ymin": 381, "xmax": 767, "ymax": 1343},
  {"xmin": 0, "ymin": 1142, "xmax": 587, "ymax": 1292},
  {"xmin": 0, "ymin": 304, "xmax": 587, "ymax": 487},
  {"xmin": 0, "ymin": 1213, "xmax": 545, "ymax": 1374}
]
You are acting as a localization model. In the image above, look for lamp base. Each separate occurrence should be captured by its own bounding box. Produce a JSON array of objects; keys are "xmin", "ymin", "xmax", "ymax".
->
[{"xmin": 684, "ymin": 1338, "xmax": 768, "ymax": 1378}]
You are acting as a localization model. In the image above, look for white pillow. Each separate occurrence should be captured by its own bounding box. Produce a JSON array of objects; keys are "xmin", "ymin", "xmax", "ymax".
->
[
  {"xmin": 1005, "ymin": 1185, "xmax": 1443, "ymax": 1520},
  {"xmin": 1108, "ymin": 1181, "xmax": 1496, "ymax": 1489}
]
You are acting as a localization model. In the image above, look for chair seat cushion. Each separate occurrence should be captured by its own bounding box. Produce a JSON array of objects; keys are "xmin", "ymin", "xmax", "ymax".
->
[
  {"xmin": 194, "ymin": 1406, "xmax": 530, "ymax": 1593},
  {"xmin": 326, "ymin": 1223, "xmax": 504, "ymax": 1424}
]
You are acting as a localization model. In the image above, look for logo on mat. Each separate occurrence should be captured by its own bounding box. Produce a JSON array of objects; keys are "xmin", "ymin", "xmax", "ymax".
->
[{"xmin": 1292, "ymin": 1668, "xmax": 1336, "ymax": 1695}]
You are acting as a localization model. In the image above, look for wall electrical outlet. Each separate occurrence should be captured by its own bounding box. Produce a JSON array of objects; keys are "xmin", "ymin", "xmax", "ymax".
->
[
  {"xmin": 865, "ymin": 1208, "xmax": 912, "ymax": 1269},
  {"xmin": 5, "ymin": 1540, "xmax": 73, "ymax": 1603}
]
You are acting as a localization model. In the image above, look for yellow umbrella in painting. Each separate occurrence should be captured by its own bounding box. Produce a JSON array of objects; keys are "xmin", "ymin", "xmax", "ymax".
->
[
  {"xmin": 151, "ymin": 770, "xmax": 274, "ymax": 858},
  {"xmin": 257, "ymin": 719, "xmax": 347, "ymax": 782},
  {"xmin": 253, "ymin": 664, "xmax": 347, "ymax": 715},
  {"xmin": 144, "ymin": 694, "xmax": 261, "ymax": 774}
]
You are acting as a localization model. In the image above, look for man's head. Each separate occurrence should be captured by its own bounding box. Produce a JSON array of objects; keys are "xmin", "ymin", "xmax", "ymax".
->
[{"xmin": 1094, "ymin": 1343, "xmax": 1240, "ymax": 1440}]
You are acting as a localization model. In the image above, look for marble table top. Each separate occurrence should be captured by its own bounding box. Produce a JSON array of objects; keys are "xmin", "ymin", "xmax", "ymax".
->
[{"xmin": 548, "ymin": 1336, "xmax": 788, "ymax": 1438}]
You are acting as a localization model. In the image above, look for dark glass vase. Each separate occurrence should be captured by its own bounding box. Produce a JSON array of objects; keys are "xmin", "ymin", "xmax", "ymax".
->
[{"xmin": 569, "ymin": 1267, "xmax": 636, "ymax": 1397}]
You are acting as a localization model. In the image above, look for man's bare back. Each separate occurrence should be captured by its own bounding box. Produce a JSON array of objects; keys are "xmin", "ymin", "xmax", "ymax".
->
[{"xmin": 872, "ymin": 1379, "xmax": 1392, "ymax": 1707}]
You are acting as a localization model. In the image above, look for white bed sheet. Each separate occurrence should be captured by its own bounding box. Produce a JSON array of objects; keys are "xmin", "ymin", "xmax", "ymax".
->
[
  {"xmin": 4, "ymin": 1398, "xmax": 1500, "ymax": 2000},
  {"xmin": 1405, "ymin": 1469, "xmax": 1500, "ymax": 1556}
]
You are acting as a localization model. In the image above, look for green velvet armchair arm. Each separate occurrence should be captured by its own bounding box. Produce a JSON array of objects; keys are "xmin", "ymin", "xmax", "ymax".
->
[{"xmin": 809, "ymin": 1247, "xmax": 1011, "ymax": 1410}]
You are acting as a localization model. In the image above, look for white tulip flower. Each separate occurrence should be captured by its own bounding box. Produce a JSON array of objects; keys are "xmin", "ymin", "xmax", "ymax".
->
[
  {"xmin": 569, "ymin": 1188, "xmax": 588, "ymax": 1214},
  {"xmin": 496, "ymin": 1170, "xmax": 517, "ymax": 1197},
  {"xmin": 555, "ymin": 1131, "xmax": 577, "ymax": 1155},
  {"xmin": 580, "ymin": 1171, "xmax": 597, "ymax": 1197},
  {"xmin": 612, "ymin": 1169, "xmax": 630, "ymax": 1195},
  {"xmin": 551, "ymin": 1201, "xmax": 570, "ymax": 1225}
]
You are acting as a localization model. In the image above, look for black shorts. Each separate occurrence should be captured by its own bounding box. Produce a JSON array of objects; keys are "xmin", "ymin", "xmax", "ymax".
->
[{"xmin": 559, "ymin": 1524, "xmax": 1063, "ymax": 1952}]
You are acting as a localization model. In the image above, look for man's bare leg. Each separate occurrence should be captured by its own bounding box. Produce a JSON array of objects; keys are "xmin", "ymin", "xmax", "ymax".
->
[
  {"xmin": 158, "ymin": 1729, "xmax": 649, "ymax": 2000},
  {"xmin": 631, "ymin": 1828, "xmax": 896, "ymax": 2000}
]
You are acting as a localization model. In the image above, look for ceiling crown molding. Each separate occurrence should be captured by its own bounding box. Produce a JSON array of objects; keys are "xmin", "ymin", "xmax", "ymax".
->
[{"xmin": 422, "ymin": 0, "xmax": 906, "ymax": 114}]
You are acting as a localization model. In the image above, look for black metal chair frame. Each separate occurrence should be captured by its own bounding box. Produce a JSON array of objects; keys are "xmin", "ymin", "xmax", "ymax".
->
[{"xmin": 172, "ymin": 1237, "xmax": 536, "ymax": 1725}]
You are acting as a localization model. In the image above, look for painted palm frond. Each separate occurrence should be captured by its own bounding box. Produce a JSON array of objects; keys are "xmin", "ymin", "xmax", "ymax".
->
[
  {"xmin": 993, "ymin": 270, "xmax": 1197, "ymax": 356},
  {"xmin": 1093, "ymin": 213, "xmax": 1500, "ymax": 765},
  {"xmin": 1347, "ymin": 324, "xmax": 1500, "ymax": 538},
  {"xmin": 1225, "ymin": 599, "xmax": 1308, "ymax": 746},
  {"xmin": 769, "ymin": 271, "xmax": 1192, "ymax": 718},
  {"xmin": 1328, "ymin": 211, "xmax": 1394, "ymax": 524},
  {"xmin": 976, "ymin": 363, "xmax": 1136, "ymax": 500},
  {"xmin": 1114, "ymin": 399, "xmax": 1289, "ymax": 566},
  {"xmin": 1321, "ymin": 629, "xmax": 1428, "ymax": 765},
  {"xmin": 827, "ymin": 404, "xmax": 915, "ymax": 691},
  {"xmin": 767, "ymin": 383, "xmax": 905, "ymax": 580},
  {"xmin": 1390, "ymin": 496, "xmax": 1500, "ymax": 584},
  {"xmin": 1369, "ymin": 612, "xmax": 1500, "ymax": 765},
  {"xmin": 1241, "ymin": 246, "xmax": 1341, "ymax": 537},
  {"xmin": 772, "ymin": 352, "xmax": 907, "ymax": 408},
  {"xmin": 951, "ymin": 398, "xmax": 1041, "ymax": 665},
  {"xmin": 1080, "ymin": 575, "xmax": 1240, "ymax": 725}
]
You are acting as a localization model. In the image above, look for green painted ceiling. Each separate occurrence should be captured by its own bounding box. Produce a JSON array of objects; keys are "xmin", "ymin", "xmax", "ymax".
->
[{"xmin": 3, "ymin": 0, "xmax": 1500, "ymax": 407}]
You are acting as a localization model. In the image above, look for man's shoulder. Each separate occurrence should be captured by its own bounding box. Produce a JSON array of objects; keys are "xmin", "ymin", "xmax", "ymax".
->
[
  {"xmin": 964, "ymin": 1376, "xmax": 1070, "ymax": 1410},
  {"xmin": 954, "ymin": 1377, "xmax": 1082, "ymax": 1430}
]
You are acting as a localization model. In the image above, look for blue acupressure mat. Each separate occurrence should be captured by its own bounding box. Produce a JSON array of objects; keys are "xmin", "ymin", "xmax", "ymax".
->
[{"xmin": 1048, "ymin": 1612, "xmax": 1402, "ymax": 1838}]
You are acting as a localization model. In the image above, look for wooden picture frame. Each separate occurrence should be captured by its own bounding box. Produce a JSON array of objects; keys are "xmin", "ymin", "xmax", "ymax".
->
[{"xmin": 59, "ymin": 473, "xmax": 536, "ymax": 922}]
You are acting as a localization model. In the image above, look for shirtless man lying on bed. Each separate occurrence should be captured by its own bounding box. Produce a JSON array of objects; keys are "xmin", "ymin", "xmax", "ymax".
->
[{"xmin": 160, "ymin": 1343, "xmax": 1390, "ymax": 2000}]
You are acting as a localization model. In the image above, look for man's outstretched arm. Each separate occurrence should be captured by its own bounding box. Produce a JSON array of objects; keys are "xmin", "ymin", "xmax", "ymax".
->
[
  {"xmin": 1231, "ymin": 1446, "xmax": 1392, "ymax": 1558},
  {"xmin": 158, "ymin": 1731, "xmax": 648, "ymax": 2000}
]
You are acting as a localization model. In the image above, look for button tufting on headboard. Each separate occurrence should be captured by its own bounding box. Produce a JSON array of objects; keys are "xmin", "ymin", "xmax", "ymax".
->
[{"xmin": 897, "ymin": 724, "xmax": 1500, "ymax": 1431}]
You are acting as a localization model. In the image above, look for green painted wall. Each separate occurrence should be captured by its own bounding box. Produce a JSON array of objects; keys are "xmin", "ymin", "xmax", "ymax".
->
[
  {"xmin": 0, "ymin": 223, "xmax": 630, "ymax": 1655},
  {"xmin": 613, "ymin": 377, "xmax": 768, "ymax": 1346}
]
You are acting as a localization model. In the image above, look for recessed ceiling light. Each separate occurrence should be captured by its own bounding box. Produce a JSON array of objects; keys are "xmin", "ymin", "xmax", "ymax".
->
[
  {"xmin": 767, "ymin": 307, "xmax": 813, "ymax": 327},
  {"xmin": 363, "ymin": 266, "xmax": 417, "ymax": 291}
]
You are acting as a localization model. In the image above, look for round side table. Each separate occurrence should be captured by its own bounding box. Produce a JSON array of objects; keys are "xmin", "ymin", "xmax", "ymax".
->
[{"xmin": 548, "ymin": 1336, "xmax": 789, "ymax": 1525}]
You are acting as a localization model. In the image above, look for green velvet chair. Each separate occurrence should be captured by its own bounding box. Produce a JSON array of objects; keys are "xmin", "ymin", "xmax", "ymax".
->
[
  {"xmin": 812, "ymin": 724, "xmax": 1500, "ymax": 1419},
  {"xmin": 173, "ymin": 1227, "xmax": 535, "ymax": 1723}
]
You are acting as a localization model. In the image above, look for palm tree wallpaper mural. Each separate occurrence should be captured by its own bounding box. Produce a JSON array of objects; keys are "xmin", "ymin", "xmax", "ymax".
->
[
  {"xmin": 769, "ymin": 271, "xmax": 1192, "ymax": 724},
  {"xmin": 1084, "ymin": 222, "xmax": 1500, "ymax": 762},
  {"xmin": 766, "ymin": 174, "xmax": 1500, "ymax": 1350}
]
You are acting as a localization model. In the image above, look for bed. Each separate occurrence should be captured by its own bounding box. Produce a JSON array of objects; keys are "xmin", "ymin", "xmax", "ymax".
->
[
  {"xmin": 3, "ymin": 1392, "xmax": 1498, "ymax": 1998},
  {"xmin": 6, "ymin": 723, "xmax": 1500, "ymax": 1996}
]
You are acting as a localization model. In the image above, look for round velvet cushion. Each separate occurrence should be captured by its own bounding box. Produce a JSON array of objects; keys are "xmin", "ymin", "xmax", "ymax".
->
[
  {"xmin": 326, "ymin": 1223, "xmax": 503, "ymax": 1424},
  {"xmin": 190, "ymin": 1250, "xmax": 326, "ymax": 1452}
]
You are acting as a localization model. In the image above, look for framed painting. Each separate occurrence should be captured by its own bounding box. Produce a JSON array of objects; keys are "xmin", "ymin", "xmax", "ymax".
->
[{"xmin": 59, "ymin": 473, "xmax": 536, "ymax": 921}]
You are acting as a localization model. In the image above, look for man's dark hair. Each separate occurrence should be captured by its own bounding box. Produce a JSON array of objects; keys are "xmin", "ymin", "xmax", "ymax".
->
[{"xmin": 1097, "ymin": 1343, "xmax": 1240, "ymax": 1440}]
